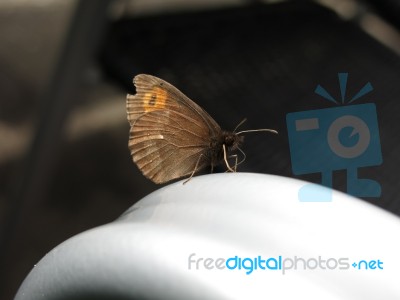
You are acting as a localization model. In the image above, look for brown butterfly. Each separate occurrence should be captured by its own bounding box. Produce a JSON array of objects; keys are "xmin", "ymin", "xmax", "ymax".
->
[{"xmin": 126, "ymin": 74, "xmax": 277, "ymax": 184}]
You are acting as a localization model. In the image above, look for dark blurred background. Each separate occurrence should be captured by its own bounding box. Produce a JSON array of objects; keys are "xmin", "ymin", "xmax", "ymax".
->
[{"xmin": 1, "ymin": 0, "xmax": 399, "ymax": 298}]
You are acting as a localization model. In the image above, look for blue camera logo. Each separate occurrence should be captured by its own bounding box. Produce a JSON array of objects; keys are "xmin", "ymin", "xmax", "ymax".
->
[{"xmin": 286, "ymin": 73, "xmax": 382, "ymax": 201}]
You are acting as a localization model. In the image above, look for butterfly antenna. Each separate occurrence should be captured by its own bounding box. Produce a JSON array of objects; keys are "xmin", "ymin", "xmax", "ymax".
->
[
  {"xmin": 236, "ymin": 128, "xmax": 278, "ymax": 135},
  {"xmin": 233, "ymin": 118, "xmax": 247, "ymax": 133}
]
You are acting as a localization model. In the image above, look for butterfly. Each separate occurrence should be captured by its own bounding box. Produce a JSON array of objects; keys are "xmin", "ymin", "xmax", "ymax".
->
[{"xmin": 126, "ymin": 74, "xmax": 277, "ymax": 184}]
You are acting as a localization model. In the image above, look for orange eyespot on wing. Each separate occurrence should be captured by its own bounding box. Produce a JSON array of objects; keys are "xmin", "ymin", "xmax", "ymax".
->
[
  {"xmin": 127, "ymin": 75, "xmax": 182, "ymax": 125},
  {"xmin": 142, "ymin": 86, "xmax": 168, "ymax": 113}
]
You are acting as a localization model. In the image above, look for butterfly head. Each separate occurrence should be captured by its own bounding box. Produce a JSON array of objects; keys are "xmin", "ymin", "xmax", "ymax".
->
[{"xmin": 221, "ymin": 131, "xmax": 244, "ymax": 151}]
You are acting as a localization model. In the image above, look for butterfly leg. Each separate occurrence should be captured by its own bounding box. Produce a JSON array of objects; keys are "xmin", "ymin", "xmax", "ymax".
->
[
  {"xmin": 224, "ymin": 154, "xmax": 238, "ymax": 173},
  {"xmin": 223, "ymin": 144, "xmax": 235, "ymax": 172},
  {"xmin": 231, "ymin": 154, "xmax": 238, "ymax": 172},
  {"xmin": 183, "ymin": 153, "xmax": 204, "ymax": 184}
]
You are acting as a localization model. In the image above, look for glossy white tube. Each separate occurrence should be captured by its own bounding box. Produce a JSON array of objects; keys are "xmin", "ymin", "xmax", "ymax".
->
[{"xmin": 15, "ymin": 173, "xmax": 400, "ymax": 299}]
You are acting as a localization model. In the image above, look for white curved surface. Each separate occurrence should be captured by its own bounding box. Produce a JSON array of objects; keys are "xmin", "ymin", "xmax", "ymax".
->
[{"xmin": 15, "ymin": 173, "xmax": 400, "ymax": 299}]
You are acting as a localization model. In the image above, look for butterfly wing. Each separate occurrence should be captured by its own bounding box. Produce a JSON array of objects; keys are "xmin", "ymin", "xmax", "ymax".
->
[
  {"xmin": 127, "ymin": 74, "xmax": 221, "ymax": 183},
  {"xmin": 129, "ymin": 109, "xmax": 211, "ymax": 183},
  {"xmin": 127, "ymin": 74, "xmax": 221, "ymax": 135}
]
